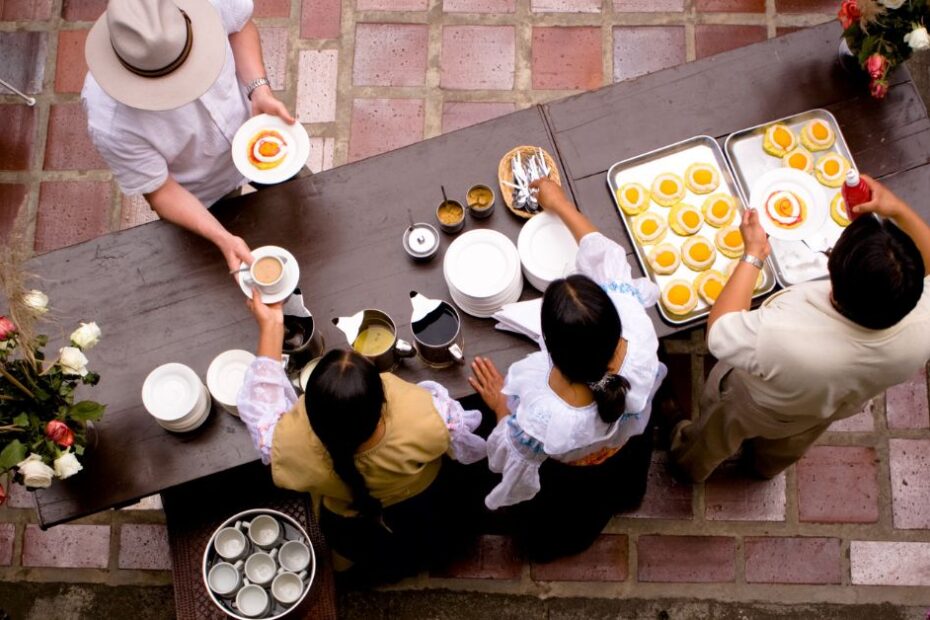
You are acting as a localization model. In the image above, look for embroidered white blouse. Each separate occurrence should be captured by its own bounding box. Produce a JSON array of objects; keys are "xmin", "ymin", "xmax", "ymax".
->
[
  {"xmin": 484, "ymin": 232, "xmax": 667, "ymax": 510},
  {"xmin": 237, "ymin": 357, "xmax": 487, "ymax": 467}
]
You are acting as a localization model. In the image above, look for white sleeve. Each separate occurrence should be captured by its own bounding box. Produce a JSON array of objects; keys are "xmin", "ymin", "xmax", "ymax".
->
[
  {"xmin": 417, "ymin": 380, "xmax": 487, "ymax": 465},
  {"xmin": 707, "ymin": 309, "xmax": 765, "ymax": 376},
  {"xmin": 213, "ymin": 0, "xmax": 253, "ymax": 34},
  {"xmin": 575, "ymin": 232, "xmax": 659, "ymax": 308},
  {"xmin": 484, "ymin": 415, "xmax": 547, "ymax": 510},
  {"xmin": 84, "ymin": 120, "xmax": 169, "ymax": 197},
  {"xmin": 236, "ymin": 357, "xmax": 297, "ymax": 464}
]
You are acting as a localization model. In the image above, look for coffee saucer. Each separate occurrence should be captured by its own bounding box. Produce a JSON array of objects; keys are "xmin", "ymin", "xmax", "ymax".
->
[{"xmin": 238, "ymin": 246, "xmax": 300, "ymax": 304}]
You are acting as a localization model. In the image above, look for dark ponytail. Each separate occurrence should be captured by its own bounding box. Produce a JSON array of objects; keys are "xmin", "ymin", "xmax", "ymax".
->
[
  {"xmin": 305, "ymin": 349, "xmax": 385, "ymax": 518},
  {"xmin": 542, "ymin": 274, "xmax": 627, "ymax": 424}
]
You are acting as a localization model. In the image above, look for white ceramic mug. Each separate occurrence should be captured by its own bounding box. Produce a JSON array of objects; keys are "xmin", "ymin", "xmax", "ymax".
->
[
  {"xmin": 214, "ymin": 526, "xmax": 249, "ymax": 561},
  {"xmin": 278, "ymin": 540, "xmax": 311, "ymax": 573},
  {"xmin": 248, "ymin": 255, "xmax": 286, "ymax": 294},
  {"xmin": 242, "ymin": 515, "xmax": 282, "ymax": 549},
  {"xmin": 271, "ymin": 570, "xmax": 307, "ymax": 606},
  {"xmin": 207, "ymin": 560, "xmax": 243, "ymax": 598},
  {"xmin": 244, "ymin": 549, "xmax": 278, "ymax": 587},
  {"xmin": 235, "ymin": 582, "xmax": 271, "ymax": 618}
]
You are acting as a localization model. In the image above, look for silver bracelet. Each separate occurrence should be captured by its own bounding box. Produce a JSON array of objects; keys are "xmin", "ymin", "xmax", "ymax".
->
[
  {"xmin": 246, "ymin": 77, "xmax": 270, "ymax": 100},
  {"xmin": 740, "ymin": 254, "xmax": 765, "ymax": 270}
]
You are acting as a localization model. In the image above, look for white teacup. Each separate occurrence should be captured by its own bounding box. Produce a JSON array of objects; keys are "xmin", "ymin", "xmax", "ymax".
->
[
  {"xmin": 278, "ymin": 540, "xmax": 311, "ymax": 573},
  {"xmin": 235, "ymin": 583, "xmax": 271, "ymax": 618},
  {"xmin": 242, "ymin": 515, "xmax": 282, "ymax": 549},
  {"xmin": 207, "ymin": 560, "xmax": 243, "ymax": 598},
  {"xmin": 244, "ymin": 549, "xmax": 278, "ymax": 587},
  {"xmin": 249, "ymin": 255, "xmax": 286, "ymax": 294},
  {"xmin": 271, "ymin": 570, "xmax": 306, "ymax": 606},
  {"xmin": 214, "ymin": 526, "xmax": 249, "ymax": 562}
]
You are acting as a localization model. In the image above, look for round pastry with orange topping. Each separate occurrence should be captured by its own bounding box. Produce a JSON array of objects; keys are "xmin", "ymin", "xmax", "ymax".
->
[
  {"xmin": 615, "ymin": 182, "xmax": 650, "ymax": 215},
  {"xmin": 647, "ymin": 243, "xmax": 681, "ymax": 275},
  {"xmin": 632, "ymin": 211, "xmax": 668, "ymax": 245},
  {"xmin": 694, "ymin": 270, "xmax": 727, "ymax": 305},
  {"xmin": 661, "ymin": 280, "xmax": 698, "ymax": 316},
  {"xmin": 684, "ymin": 162, "xmax": 720, "ymax": 194},
  {"xmin": 763, "ymin": 123, "xmax": 797, "ymax": 157},
  {"xmin": 651, "ymin": 173, "xmax": 686, "ymax": 207},
  {"xmin": 681, "ymin": 235, "xmax": 717, "ymax": 271},
  {"xmin": 701, "ymin": 194, "xmax": 737, "ymax": 228},
  {"xmin": 247, "ymin": 129, "xmax": 289, "ymax": 170},
  {"xmin": 814, "ymin": 153, "xmax": 850, "ymax": 188},
  {"xmin": 831, "ymin": 192, "xmax": 851, "ymax": 227},
  {"xmin": 669, "ymin": 203, "xmax": 703, "ymax": 236},
  {"xmin": 800, "ymin": 118, "xmax": 835, "ymax": 151},
  {"xmin": 715, "ymin": 226, "xmax": 744, "ymax": 258},
  {"xmin": 782, "ymin": 146, "xmax": 814, "ymax": 174}
]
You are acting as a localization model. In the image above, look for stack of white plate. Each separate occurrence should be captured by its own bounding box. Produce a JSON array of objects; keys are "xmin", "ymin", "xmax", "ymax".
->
[
  {"xmin": 142, "ymin": 363, "xmax": 212, "ymax": 432},
  {"xmin": 516, "ymin": 211, "xmax": 579, "ymax": 292},
  {"xmin": 207, "ymin": 350, "xmax": 255, "ymax": 417},
  {"xmin": 443, "ymin": 229, "xmax": 523, "ymax": 318}
]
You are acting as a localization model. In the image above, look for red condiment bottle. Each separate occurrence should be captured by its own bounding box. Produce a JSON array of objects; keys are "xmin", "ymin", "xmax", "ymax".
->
[{"xmin": 841, "ymin": 169, "xmax": 871, "ymax": 221}]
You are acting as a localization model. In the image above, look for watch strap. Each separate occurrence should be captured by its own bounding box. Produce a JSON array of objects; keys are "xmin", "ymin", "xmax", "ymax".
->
[
  {"xmin": 246, "ymin": 77, "xmax": 270, "ymax": 100},
  {"xmin": 740, "ymin": 254, "xmax": 765, "ymax": 270}
]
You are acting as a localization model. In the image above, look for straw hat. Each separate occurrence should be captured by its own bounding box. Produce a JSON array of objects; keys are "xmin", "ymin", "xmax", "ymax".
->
[{"xmin": 85, "ymin": 0, "xmax": 226, "ymax": 111}]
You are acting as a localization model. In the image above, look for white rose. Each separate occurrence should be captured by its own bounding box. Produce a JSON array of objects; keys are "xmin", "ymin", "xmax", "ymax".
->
[
  {"xmin": 905, "ymin": 26, "xmax": 930, "ymax": 51},
  {"xmin": 53, "ymin": 451, "xmax": 83, "ymax": 479},
  {"xmin": 70, "ymin": 322, "xmax": 101, "ymax": 349},
  {"xmin": 880, "ymin": 0, "xmax": 906, "ymax": 8},
  {"xmin": 22, "ymin": 290, "xmax": 49, "ymax": 315},
  {"xmin": 58, "ymin": 346, "xmax": 89, "ymax": 376},
  {"xmin": 17, "ymin": 453, "xmax": 55, "ymax": 488}
]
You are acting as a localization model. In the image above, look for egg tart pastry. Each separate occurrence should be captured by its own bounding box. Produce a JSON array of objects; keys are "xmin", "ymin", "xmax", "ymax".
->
[
  {"xmin": 814, "ymin": 153, "xmax": 850, "ymax": 188},
  {"xmin": 647, "ymin": 243, "xmax": 680, "ymax": 275},
  {"xmin": 661, "ymin": 280, "xmax": 698, "ymax": 316},
  {"xmin": 831, "ymin": 192, "xmax": 851, "ymax": 227},
  {"xmin": 615, "ymin": 182, "xmax": 650, "ymax": 215},
  {"xmin": 669, "ymin": 203, "xmax": 704, "ymax": 236},
  {"xmin": 684, "ymin": 162, "xmax": 720, "ymax": 195},
  {"xmin": 632, "ymin": 211, "xmax": 668, "ymax": 245},
  {"xmin": 681, "ymin": 235, "xmax": 717, "ymax": 271},
  {"xmin": 762, "ymin": 123, "xmax": 797, "ymax": 157},
  {"xmin": 715, "ymin": 226, "xmax": 744, "ymax": 258},
  {"xmin": 782, "ymin": 146, "xmax": 814, "ymax": 174},
  {"xmin": 651, "ymin": 173, "xmax": 686, "ymax": 207},
  {"xmin": 800, "ymin": 119, "xmax": 835, "ymax": 152},
  {"xmin": 701, "ymin": 194, "xmax": 737, "ymax": 228},
  {"xmin": 694, "ymin": 270, "xmax": 727, "ymax": 305}
]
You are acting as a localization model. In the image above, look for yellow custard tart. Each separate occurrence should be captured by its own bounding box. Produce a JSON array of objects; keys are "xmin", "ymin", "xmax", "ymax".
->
[
  {"xmin": 651, "ymin": 173, "xmax": 686, "ymax": 207},
  {"xmin": 661, "ymin": 279, "xmax": 698, "ymax": 316},
  {"xmin": 800, "ymin": 118, "xmax": 836, "ymax": 152},
  {"xmin": 763, "ymin": 123, "xmax": 797, "ymax": 157},
  {"xmin": 647, "ymin": 243, "xmax": 681, "ymax": 275},
  {"xmin": 681, "ymin": 235, "xmax": 717, "ymax": 271},
  {"xmin": 694, "ymin": 270, "xmax": 727, "ymax": 305},
  {"xmin": 684, "ymin": 162, "xmax": 720, "ymax": 194},
  {"xmin": 715, "ymin": 226, "xmax": 744, "ymax": 258},
  {"xmin": 701, "ymin": 194, "xmax": 737, "ymax": 228},
  {"xmin": 615, "ymin": 182, "xmax": 650, "ymax": 215},
  {"xmin": 831, "ymin": 192, "xmax": 851, "ymax": 227},
  {"xmin": 782, "ymin": 146, "xmax": 814, "ymax": 174},
  {"xmin": 632, "ymin": 211, "xmax": 668, "ymax": 245},
  {"xmin": 669, "ymin": 203, "xmax": 704, "ymax": 236},
  {"xmin": 814, "ymin": 153, "xmax": 850, "ymax": 188}
]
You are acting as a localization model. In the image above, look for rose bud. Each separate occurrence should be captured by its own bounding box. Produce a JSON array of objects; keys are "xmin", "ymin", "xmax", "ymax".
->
[
  {"xmin": 0, "ymin": 482, "xmax": 6, "ymax": 507},
  {"xmin": 866, "ymin": 54, "xmax": 888, "ymax": 79},
  {"xmin": 0, "ymin": 316, "xmax": 16, "ymax": 341},
  {"xmin": 45, "ymin": 420, "xmax": 75, "ymax": 448},
  {"xmin": 837, "ymin": 0, "xmax": 860, "ymax": 30},
  {"xmin": 870, "ymin": 78, "xmax": 889, "ymax": 99}
]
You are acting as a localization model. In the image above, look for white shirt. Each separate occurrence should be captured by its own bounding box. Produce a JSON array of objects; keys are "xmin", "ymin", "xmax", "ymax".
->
[
  {"xmin": 709, "ymin": 277, "xmax": 930, "ymax": 421},
  {"xmin": 82, "ymin": 0, "xmax": 253, "ymax": 207},
  {"xmin": 484, "ymin": 232, "xmax": 666, "ymax": 510}
]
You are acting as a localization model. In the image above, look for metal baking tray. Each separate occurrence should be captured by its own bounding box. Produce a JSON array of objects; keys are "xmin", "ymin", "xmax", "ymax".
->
[
  {"xmin": 724, "ymin": 109, "xmax": 856, "ymax": 288},
  {"xmin": 606, "ymin": 135, "xmax": 777, "ymax": 326}
]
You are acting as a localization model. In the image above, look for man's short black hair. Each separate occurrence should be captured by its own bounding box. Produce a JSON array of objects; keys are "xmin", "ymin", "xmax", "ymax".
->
[{"xmin": 828, "ymin": 215, "xmax": 925, "ymax": 329}]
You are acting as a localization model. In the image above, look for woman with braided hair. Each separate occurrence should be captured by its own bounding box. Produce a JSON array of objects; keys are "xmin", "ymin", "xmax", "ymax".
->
[{"xmin": 470, "ymin": 179, "xmax": 667, "ymax": 562}]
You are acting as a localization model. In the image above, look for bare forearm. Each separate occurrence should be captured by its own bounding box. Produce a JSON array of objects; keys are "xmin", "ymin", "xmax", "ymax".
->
[
  {"xmin": 229, "ymin": 21, "xmax": 266, "ymax": 86},
  {"xmin": 257, "ymin": 322, "xmax": 284, "ymax": 360},
  {"xmin": 707, "ymin": 263, "xmax": 758, "ymax": 330},
  {"xmin": 891, "ymin": 205, "xmax": 930, "ymax": 276},
  {"xmin": 549, "ymin": 197, "xmax": 597, "ymax": 242},
  {"xmin": 145, "ymin": 178, "xmax": 231, "ymax": 247}
]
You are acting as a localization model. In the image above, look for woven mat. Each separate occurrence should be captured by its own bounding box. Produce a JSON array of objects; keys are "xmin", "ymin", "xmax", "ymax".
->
[{"xmin": 162, "ymin": 461, "xmax": 337, "ymax": 620}]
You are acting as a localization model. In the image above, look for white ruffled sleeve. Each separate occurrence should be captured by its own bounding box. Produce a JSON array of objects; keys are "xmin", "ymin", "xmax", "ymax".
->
[
  {"xmin": 485, "ymin": 414, "xmax": 547, "ymax": 510},
  {"xmin": 417, "ymin": 380, "xmax": 487, "ymax": 465},
  {"xmin": 576, "ymin": 232, "xmax": 659, "ymax": 308},
  {"xmin": 236, "ymin": 357, "xmax": 297, "ymax": 465}
]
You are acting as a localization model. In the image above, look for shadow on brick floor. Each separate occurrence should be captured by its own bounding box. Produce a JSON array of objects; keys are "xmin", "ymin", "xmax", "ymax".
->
[{"xmin": 0, "ymin": 583, "xmax": 174, "ymax": 620}]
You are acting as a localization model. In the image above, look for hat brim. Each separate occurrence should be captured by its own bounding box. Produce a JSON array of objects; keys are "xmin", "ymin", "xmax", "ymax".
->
[{"xmin": 85, "ymin": 0, "xmax": 227, "ymax": 111}]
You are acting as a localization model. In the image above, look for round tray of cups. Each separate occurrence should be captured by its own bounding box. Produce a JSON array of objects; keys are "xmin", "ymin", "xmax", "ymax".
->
[{"xmin": 203, "ymin": 508, "xmax": 316, "ymax": 620}]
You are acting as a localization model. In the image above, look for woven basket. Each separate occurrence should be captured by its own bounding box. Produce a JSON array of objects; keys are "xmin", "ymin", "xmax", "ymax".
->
[{"xmin": 498, "ymin": 146, "xmax": 561, "ymax": 219}]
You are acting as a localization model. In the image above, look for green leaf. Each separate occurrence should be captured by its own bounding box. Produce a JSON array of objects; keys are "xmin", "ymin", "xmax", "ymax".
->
[
  {"xmin": 68, "ymin": 400, "xmax": 105, "ymax": 422},
  {"xmin": 82, "ymin": 372, "xmax": 100, "ymax": 386},
  {"xmin": 12, "ymin": 413, "xmax": 28, "ymax": 427},
  {"xmin": 0, "ymin": 440, "xmax": 27, "ymax": 470},
  {"xmin": 75, "ymin": 444, "xmax": 84, "ymax": 456}
]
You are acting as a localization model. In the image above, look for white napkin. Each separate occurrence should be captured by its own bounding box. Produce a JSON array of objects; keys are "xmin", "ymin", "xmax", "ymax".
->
[{"xmin": 492, "ymin": 298, "xmax": 543, "ymax": 345}]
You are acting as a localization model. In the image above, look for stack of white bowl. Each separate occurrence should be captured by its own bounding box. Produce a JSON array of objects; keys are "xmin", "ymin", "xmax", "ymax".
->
[
  {"xmin": 516, "ymin": 211, "xmax": 579, "ymax": 292},
  {"xmin": 142, "ymin": 363, "xmax": 212, "ymax": 432},
  {"xmin": 443, "ymin": 229, "xmax": 523, "ymax": 318}
]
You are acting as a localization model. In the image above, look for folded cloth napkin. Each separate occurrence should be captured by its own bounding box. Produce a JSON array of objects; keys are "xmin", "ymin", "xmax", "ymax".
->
[{"xmin": 493, "ymin": 298, "xmax": 543, "ymax": 345}]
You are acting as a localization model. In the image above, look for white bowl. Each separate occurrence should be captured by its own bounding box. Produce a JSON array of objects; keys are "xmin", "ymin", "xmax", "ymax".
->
[{"xmin": 142, "ymin": 363, "xmax": 204, "ymax": 423}]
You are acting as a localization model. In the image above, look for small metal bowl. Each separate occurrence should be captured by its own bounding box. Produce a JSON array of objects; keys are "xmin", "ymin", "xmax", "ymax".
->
[
  {"xmin": 436, "ymin": 200, "xmax": 465, "ymax": 234},
  {"xmin": 402, "ymin": 223, "xmax": 440, "ymax": 261},
  {"xmin": 466, "ymin": 184, "xmax": 495, "ymax": 219}
]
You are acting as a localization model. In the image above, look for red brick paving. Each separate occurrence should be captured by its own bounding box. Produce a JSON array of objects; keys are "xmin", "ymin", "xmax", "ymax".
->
[
  {"xmin": 118, "ymin": 524, "xmax": 171, "ymax": 570},
  {"xmin": 828, "ymin": 400, "xmax": 875, "ymax": 432},
  {"xmin": 637, "ymin": 535, "xmax": 736, "ymax": 582},
  {"xmin": 348, "ymin": 98, "xmax": 425, "ymax": 162},
  {"xmin": 614, "ymin": 0, "xmax": 684, "ymax": 10},
  {"xmin": 61, "ymin": 0, "xmax": 105, "ymax": 22},
  {"xmin": 613, "ymin": 26, "xmax": 686, "ymax": 83},
  {"xmin": 625, "ymin": 452, "xmax": 693, "ymax": 519},
  {"xmin": 444, "ymin": 0, "xmax": 516, "ymax": 12},
  {"xmin": 0, "ymin": 183, "xmax": 27, "ymax": 241},
  {"xmin": 6, "ymin": 479, "xmax": 35, "ymax": 509},
  {"xmin": 532, "ymin": 27, "xmax": 602, "ymax": 91},
  {"xmin": 776, "ymin": 0, "xmax": 838, "ymax": 12},
  {"xmin": 695, "ymin": 25, "xmax": 767, "ymax": 60},
  {"xmin": 252, "ymin": 0, "xmax": 291, "ymax": 18},
  {"xmin": 705, "ymin": 464, "xmax": 786, "ymax": 521},
  {"xmin": 744, "ymin": 537, "xmax": 842, "ymax": 584},
  {"xmin": 532, "ymin": 0, "xmax": 601, "ymax": 12},
  {"xmin": 300, "ymin": 0, "xmax": 341, "ymax": 39},
  {"xmin": 54, "ymin": 29, "xmax": 89, "ymax": 93},
  {"xmin": 442, "ymin": 101, "xmax": 516, "ymax": 133},
  {"xmin": 1, "ymin": 0, "xmax": 51, "ymax": 20},
  {"xmin": 889, "ymin": 439, "xmax": 930, "ymax": 530},
  {"xmin": 353, "ymin": 24, "xmax": 430, "ymax": 87},
  {"xmin": 35, "ymin": 181, "xmax": 112, "ymax": 253},
  {"xmin": 885, "ymin": 368, "xmax": 929, "ymax": 429},
  {"xmin": 43, "ymin": 103, "xmax": 106, "ymax": 171},
  {"xmin": 297, "ymin": 49, "xmax": 339, "ymax": 123},
  {"xmin": 851, "ymin": 541, "xmax": 930, "ymax": 586},
  {"xmin": 0, "ymin": 105, "xmax": 36, "ymax": 171},
  {"xmin": 119, "ymin": 194, "xmax": 158, "ymax": 231},
  {"xmin": 441, "ymin": 26, "xmax": 516, "ymax": 91},
  {"xmin": 797, "ymin": 446, "xmax": 880, "ymax": 524},
  {"xmin": 695, "ymin": 0, "xmax": 765, "ymax": 12},
  {"xmin": 357, "ymin": 0, "xmax": 427, "ymax": 10},
  {"xmin": 22, "ymin": 524, "xmax": 110, "ymax": 568},
  {"xmin": 258, "ymin": 27, "xmax": 289, "ymax": 92},
  {"xmin": 432, "ymin": 535, "xmax": 522, "ymax": 580},
  {"xmin": 0, "ymin": 523, "xmax": 13, "ymax": 566},
  {"xmin": 530, "ymin": 535, "xmax": 628, "ymax": 582}
]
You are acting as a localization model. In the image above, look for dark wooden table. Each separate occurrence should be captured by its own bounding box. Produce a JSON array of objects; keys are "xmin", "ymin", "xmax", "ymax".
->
[
  {"xmin": 544, "ymin": 21, "xmax": 930, "ymax": 337},
  {"xmin": 31, "ymin": 106, "xmax": 567, "ymax": 528}
]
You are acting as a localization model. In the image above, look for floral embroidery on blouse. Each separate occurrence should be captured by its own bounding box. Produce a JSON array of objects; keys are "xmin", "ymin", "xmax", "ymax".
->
[{"xmin": 601, "ymin": 281, "xmax": 646, "ymax": 305}]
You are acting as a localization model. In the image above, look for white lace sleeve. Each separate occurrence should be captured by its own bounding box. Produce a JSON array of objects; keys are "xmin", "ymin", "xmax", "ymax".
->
[
  {"xmin": 576, "ymin": 232, "xmax": 659, "ymax": 308},
  {"xmin": 236, "ymin": 357, "xmax": 297, "ymax": 465},
  {"xmin": 484, "ymin": 414, "xmax": 548, "ymax": 510},
  {"xmin": 417, "ymin": 380, "xmax": 487, "ymax": 464}
]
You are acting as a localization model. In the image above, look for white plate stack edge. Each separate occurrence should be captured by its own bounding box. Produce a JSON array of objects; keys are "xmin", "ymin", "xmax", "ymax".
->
[{"xmin": 443, "ymin": 229, "xmax": 523, "ymax": 318}]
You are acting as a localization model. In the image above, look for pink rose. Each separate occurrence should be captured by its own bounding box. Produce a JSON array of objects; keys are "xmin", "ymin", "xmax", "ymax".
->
[
  {"xmin": 0, "ymin": 316, "xmax": 15, "ymax": 341},
  {"xmin": 870, "ymin": 78, "xmax": 889, "ymax": 99},
  {"xmin": 0, "ymin": 482, "xmax": 6, "ymax": 507},
  {"xmin": 45, "ymin": 420, "xmax": 75, "ymax": 448},
  {"xmin": 866, "ymin": 54, "xmax": 889, "ymax": 79},
  {"xmin": 838, "ymin": 0, "xmax": 860, "ymax": 30}
]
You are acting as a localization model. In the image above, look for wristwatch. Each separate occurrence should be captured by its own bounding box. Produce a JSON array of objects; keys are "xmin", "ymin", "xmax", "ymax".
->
[
  {"xmin": 246, "ymin": 77, "xmax": 270, "ymax": 100},
  {"xmin": 740, "ymin": 253, "xmax": 765, "ymax": 270}
]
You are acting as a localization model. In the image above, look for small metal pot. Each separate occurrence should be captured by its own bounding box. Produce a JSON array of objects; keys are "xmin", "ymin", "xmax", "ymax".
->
[
  {"xmin": 333, "ymin": 309, "xmax": 415, "ymax": 372},
  {"xmin": 282, "ymin": 315, "xmax": 325, "ymax": 377},
  {"xmin": 409, "ymin": 292, "xmax": 465, "ymax": 368}
]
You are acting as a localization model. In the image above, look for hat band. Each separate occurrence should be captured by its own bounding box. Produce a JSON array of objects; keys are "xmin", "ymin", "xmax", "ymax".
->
[{"xmin": 112, "ymin": 9, "xmax": 194, "ymax": 79}]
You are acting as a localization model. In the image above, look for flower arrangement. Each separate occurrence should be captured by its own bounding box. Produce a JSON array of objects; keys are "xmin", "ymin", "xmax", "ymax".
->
[{"xmin": 839, "ymin": 0, "xmax": 930, "ymax": 98}]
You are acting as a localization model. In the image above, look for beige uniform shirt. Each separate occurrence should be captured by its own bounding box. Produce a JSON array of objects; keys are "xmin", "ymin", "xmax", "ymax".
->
[{"xmin": 708, "ymin": 278, "xmax": 930, "ymax": 421}]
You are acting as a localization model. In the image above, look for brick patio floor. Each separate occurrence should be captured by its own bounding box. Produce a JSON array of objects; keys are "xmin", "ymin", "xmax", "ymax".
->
[{"xmin": 3, "ymin": 0, "xmax": 930, "ymax": 614}]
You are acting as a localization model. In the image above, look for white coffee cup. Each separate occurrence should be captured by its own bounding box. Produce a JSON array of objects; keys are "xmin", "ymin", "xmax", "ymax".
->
[
  {"xmin": 244, "ymin": 549, "xmax": 278, "ymax": 587},
  {"xmin": 214, "ymin": 526, "xmax": 249, "ymax": 562},
  {"xmin": 249, "ymin": 254, "xmax": 286, "ymax": 293},
  {"xmin": 242, "ymin": 515, "xmax": 282, "ymax": 549},
  {"xmin": 271, "ymin": 570, "xmax": 306, "ymax": 606},
  {"xmin": 235, "ymin": 583, "xmax": 271, "ymax": 618},
  {"xmin": 207, "ymin": 560, "xmax": 243, "ymax": 598},
  {"xmin": 278, "ymin": 540, "xmax": 311, "ymax": 573}
]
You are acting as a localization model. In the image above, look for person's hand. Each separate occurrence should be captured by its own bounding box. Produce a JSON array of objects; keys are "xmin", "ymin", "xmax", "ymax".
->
[
  {"xmin": 246, "ymin": 287, "xmax": 284, "ymax": 330},
  {"xmin": 530, "ymin": 178, "xmax": 572, "ymax": 217},
  {"xmin": 250, "ymin": 85, "xmax": 296, "ymax": 124},
  {"xmin": 740, "ymin": 209, "xmax": 771, "ymax": 260},
  {"xmin": 854, "ymin": 174, "xmax": 907, "ymax": 219},
  {"xmin": 220, "ymin": 234, "xmax": 254, "ymax": 275},
  {"xmin": 468, "ymin": 356, "xmax": 509, "ymax": 420}
]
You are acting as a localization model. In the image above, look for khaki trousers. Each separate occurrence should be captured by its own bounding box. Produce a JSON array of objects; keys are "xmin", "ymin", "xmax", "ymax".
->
[{"xmin": 670, "ymin": 362, "xmax": 836, "ymax": 483}]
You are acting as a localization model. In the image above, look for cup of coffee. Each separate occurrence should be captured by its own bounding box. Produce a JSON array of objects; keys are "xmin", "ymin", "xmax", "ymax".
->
[
  {"xmin": 213, "ymin": 526, "xmax": 250, "ymax": 562},
  {"xmin": 271, "ymin": 570, "xmax": 307, "ymax": 606},
  {"xmin": 207, "ymin": 560, "xmax": 244, "ymax": 598},
  {"xmin": 244, "ymin": 549, "xmax": 278, "ymax": 587},
  {"xmin": 333, "ymin": 309, "xmax": 416, "ymax": 372},
  {"xmin": 234, "ymin": 583, "xmax": 271, "ymax": 618},
  {"xmin": 409, "ymin": 292, "xmax": 465, "ymax": 368},
  {"xmin": 278, "ymin": 540, "xmax": 311, "ymax": 573}
]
